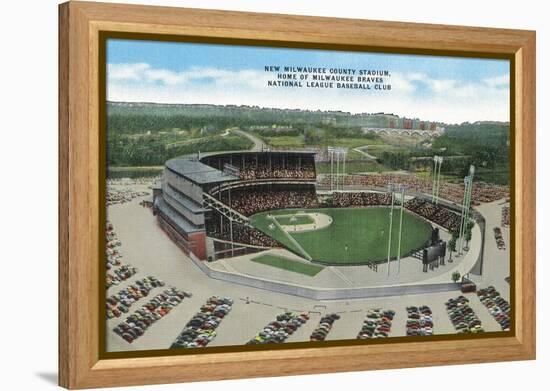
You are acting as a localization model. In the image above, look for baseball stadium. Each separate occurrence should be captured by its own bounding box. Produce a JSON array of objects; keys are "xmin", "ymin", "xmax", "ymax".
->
[
  {"xmin": 106, "ymin": 133, "xmax": 511, "ymax": 352},
  {"xmin": 103, "ymin": 36, "xmax": 513, "ymax": 352},
  {"xmin": 150, "ymin": 149, "xmax": 485, "ymax": 298}
]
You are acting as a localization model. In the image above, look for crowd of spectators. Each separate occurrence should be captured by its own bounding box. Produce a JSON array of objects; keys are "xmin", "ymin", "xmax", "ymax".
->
[
  {"xmin": 445, "ymin": 296, "xmax": 484, "ymax": 333},
  {"xmin": 405, "ymin": 198, "xmax": 461, "ymax": 232},
  {"xmin": 246, "ymin": 312, "xmax": 310, "ymax": 344},
  {"xmin": 210, "ymin": 220, "xmax": 281, "ymax": 248},
  {"xmin": 321, "ymin": 173, "xmax": 509, "ymax": 205},
  {"xmin": 501, "ymin": 206, "xmax": 510, "ymax": 227},
  {"xmin": 113, "ymin": 287, "xmax": 191, "ymax": 343},
  {"xmin": 332, "ymin": 192, "xmax": 392, "ymax": 207},
  {"xmin": 493, "ymin": 227, "xmax": 506, "ymax": 250},
  {"xmin": 106, "ymin": 276, "xmax": 165, "ymax": 319},
  {"xmin": 221, "ymin": 186, "xmax": 318, "ymax": 216},
  {"xmin": 239, "ymin": 161, "xmax": 316, "ymax": 181},
  {"xmin": 477, "ymin": 286, "xmax": 510, "ymax": 331},
  {"xmin": 107, "ymin": 186, "xmax": 150, "ymax": 206},
  {"xmin": 406, "ymin": 306, "xmax": 433, "ymax": 336},
  {"xmin": 106, "ymin": 265, "xmax": 138, "ymax": 289},
  {"xmin": 170, "ymin": 296, "xmax": 233, "ymax": 348},
  {"xmin": 309, "ymin": 313, "xmax": 340, "ymax": 342},
  {"xmin": 357, "ymin": 309, "xmax": 395, "ymax": 339}
]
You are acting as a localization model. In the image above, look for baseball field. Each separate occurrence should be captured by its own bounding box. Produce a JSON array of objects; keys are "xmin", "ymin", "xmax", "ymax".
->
[{"xmin": 250, "ymin": 207, "xmax": 432, "ymax": 265}]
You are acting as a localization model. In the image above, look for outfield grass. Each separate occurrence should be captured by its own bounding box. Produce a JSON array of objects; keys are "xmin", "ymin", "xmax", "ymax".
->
[
  {"xmin": 250, "ymin": 207, "xmax": 432, "ymax": 265},
  {"xmin": 274, "ymin": 214, "xmax": 315, "ymax": 226},
  {"xmin": 251, "ymin": 254, "xmax": 324, "ymax": 276}
]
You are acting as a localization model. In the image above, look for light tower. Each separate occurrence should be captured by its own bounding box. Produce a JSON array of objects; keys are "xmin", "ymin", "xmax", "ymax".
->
[
  {"xmin": 435, "ymin": 156, "xmax": 444, "ymax": 205},
  {"xmin": 335, "ymin": 148, "xmax": 340, "ymax": 191},
  {"xmin": 386, "ymin": 183, "xmax": 395, "ymax": 277},
  {"xmin": 457, "ymin": 175, "xmax": 469, "ymax": 256},
  {"xmin": 340, "ymin": 148, "xmax": 347, "ymax": 190},
  {"xmin": 328, "ymin": 147, "xmax": 334, "ymax": 191},
  {"xmin": 458, "ymin": 165, "xmax": 475, "ymax": 254},
  {"xmin": 396, "ymin": 185, "xmax": 406, "ymax": 275},
  {"xmin": 462, "ymin": 165, "xmax": 475, "ymax": 251},
  {"xmin": 431, "ymin": 156, "xmax": 438, "ymax": 203}
]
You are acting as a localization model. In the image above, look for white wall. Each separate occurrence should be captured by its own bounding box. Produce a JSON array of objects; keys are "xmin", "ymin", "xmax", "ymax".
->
[{"xmin": 0, "ymin": 0, "xmax": 546, "ymax": 390}]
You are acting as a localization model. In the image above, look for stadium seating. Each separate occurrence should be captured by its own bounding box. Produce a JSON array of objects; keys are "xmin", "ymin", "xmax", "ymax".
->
[
  {"xmin": 332, "ymin": 192, "xmax": 391, "ymax": 207},
  {"xmin": 239, "ymin": 161, "xmax": 315, "ymax": 181},
  {"xmin": 220, "ymin": 186, "xmax": 318, "ymax": 216},
  {"xmin": 209, "ymin": 220, "xmax": 281, "ymax": 248},
  {"xmin": 405, "ymin": 198, "xmax": 461, "ymax": 233},
  {"xmin": 201, "ymin": 153, "xmax": 316, "ymax": 181},
  {"xmin": 321, "ymin": 173, "xmax": 509, "ymax": 205}
]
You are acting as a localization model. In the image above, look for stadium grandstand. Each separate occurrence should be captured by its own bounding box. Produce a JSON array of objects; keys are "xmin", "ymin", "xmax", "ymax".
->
[
  {"xmin": 152, "ymin": 149, "xmax": 485, "ymax": 277},
  {"xmin": 153, "ymin": 151, "xmax": 318, "ymax": 261}
]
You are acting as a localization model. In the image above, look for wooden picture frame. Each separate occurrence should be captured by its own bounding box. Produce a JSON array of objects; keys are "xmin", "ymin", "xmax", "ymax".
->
[{"xmin": 59, "ymin": 1, "xmax": 536, "ymax": 389}]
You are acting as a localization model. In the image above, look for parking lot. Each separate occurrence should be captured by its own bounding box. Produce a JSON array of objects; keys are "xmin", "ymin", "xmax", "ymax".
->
[{"xmin": 105, "ymin": 186, "xmax": 509, "ymax": 352}]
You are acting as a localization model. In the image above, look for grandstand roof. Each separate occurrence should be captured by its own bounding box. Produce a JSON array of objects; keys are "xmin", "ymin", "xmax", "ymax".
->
[
  {"xmin": 198, "ymin": 150, "xmax": 316, "ymax": 160},
  {"xmin": 165, "ymin": 158, "xmax": 239, "ymax": 185}
]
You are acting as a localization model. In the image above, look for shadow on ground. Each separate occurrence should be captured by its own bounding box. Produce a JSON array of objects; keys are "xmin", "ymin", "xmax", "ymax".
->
[{"xmin": 35, "ymin": 372, "xmax": 58, "ymax": 386}]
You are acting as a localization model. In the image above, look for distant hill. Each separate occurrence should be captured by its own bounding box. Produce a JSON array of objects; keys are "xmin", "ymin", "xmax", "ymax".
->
[{"xmin": 107, "ymin": 101, "xmax": 451, "ymax": 135}]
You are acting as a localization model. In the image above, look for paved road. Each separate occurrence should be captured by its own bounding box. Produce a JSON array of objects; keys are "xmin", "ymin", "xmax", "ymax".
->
[
  {"xmin": 232, "ymin": 129, "xmax": 265, "ymax": 151},
  {"xmin": 353, "ymin": 145, "xmax": 378, "ymax": 160}
]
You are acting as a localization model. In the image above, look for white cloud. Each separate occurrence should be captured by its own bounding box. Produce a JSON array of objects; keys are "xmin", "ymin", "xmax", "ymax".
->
[
  {"xmin": 107, "ymin": 63, "xmax": 151, "ymax": 82},
  {"xmin": 483, "ymin": 74, "xmax": 509, "ymax": 88},
  {"xmin": 426, "ymin": 79, "xmax": 457, "ymax": 93},
  {"xmin": 107, "ymin": 63, "xmax": 510, "ymax": 124},
  {"xmin": 108, "ymin": 63, "xmax": 268, "ymax": 88}
]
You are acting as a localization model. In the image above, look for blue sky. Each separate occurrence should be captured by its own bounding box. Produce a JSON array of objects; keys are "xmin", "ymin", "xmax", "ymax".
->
[{"xmin": 107, "ymin": 39, "xmax": 510, "ymax": 123}]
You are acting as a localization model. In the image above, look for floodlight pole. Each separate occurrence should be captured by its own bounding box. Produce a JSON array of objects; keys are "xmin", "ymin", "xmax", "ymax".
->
[
  {"xmin": 228, "ymin": 188, "xmax": 234, "ymax": 257},
  {"xmin": 343, "ymin": 150, "xmax": 346, "ymax": 182},
  {"xmin": 329, "ymin": 149, "xmax": 334, "ymax": 191},
  {"xmin": 463, "ymin": 175, "xmax": 473, "ymax": 252},
  {"xmin": 435, "ymin": 156, "xmax": 443, "ymax": 205},
  {"xmin": 457, "ymin": 176, "xmax": 468, "ymax": 256},
  {"xmin": 396, "ymin": 186, "xmax": 405, "ymax": 275},
  {"xmin": 461, "ymin": 165, "xmax": 475, "ymax": 251},
  {"xmin": 461, "ymin": 178, "xmax": 470, "ymax": 251},
  {"xmin": 458, "ymin": 165, "xmax": 475, "ymax": 254},
  {"xmin": 387, "ymin": 184, "xmax": 395, "ymax": 277},
  {"xmin": 336, "ymin": 150, "xmax": 340, "ymax": 191},
  {"xmin": 431, "ymin": 156, "xmax": 438, "ymax": 203}
]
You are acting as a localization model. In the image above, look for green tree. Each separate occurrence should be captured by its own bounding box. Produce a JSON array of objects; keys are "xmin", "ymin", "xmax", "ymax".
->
[
  {"xmin": 452, "ymin": 271, "xmax": 461, "ymax": 283},
  {"xmin": 448, "ymin": 237, "xmax": 457, "ymax": 261}
]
